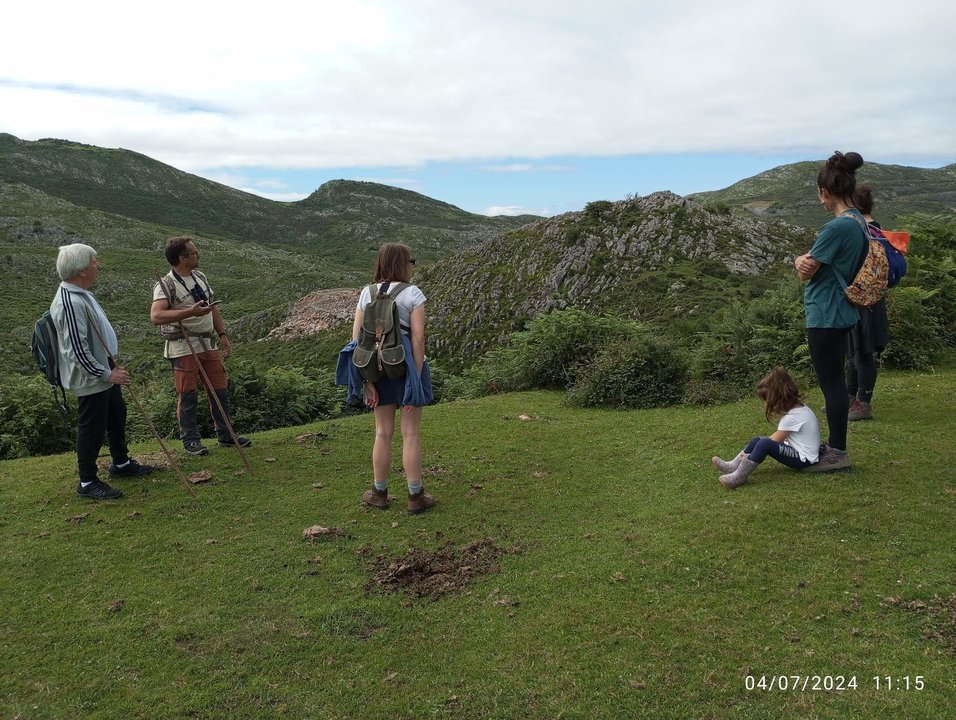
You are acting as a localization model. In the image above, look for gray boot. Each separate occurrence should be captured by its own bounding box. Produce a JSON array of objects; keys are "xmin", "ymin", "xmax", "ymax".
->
[
  {"xmin": 712, "ymin": 451, "xmax": 746, "ymax": 474},
  {"xmin": 719, "ymin": 458, "xmax": 759, "ymax": 489}
]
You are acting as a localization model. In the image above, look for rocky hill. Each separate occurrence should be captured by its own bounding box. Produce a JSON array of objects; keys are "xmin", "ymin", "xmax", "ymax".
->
[
  {"xmin": 689, "ymin": 160, "xmax": 956, "ymax": 228},
  {"xmin": 415, "ymin": 192, "xmax": 814, "ymax": 364}
]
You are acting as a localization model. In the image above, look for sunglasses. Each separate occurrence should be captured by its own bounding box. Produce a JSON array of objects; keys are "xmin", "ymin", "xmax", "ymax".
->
[{"xmin": 410, "ymin": 257, "xmax": 416, "ymax": 266}]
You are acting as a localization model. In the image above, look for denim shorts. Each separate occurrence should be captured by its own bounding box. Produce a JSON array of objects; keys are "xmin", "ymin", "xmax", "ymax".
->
[{"xmin": 374, "ymin": 376, "xmax": 406, "ymax": 406}]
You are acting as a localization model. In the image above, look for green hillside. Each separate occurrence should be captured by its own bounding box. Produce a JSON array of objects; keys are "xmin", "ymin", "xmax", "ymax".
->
[
  {"xmin": 2, "ymin": 370, "xmax": 953, "ymax": 718},
  {"xmin": 689, "ymin": 161, "xmax": 956, "ymax": 228},
  {"xmin": 0, "ymin": 180, "xmax": 362, "ymax": 372},
  {"xmin": 0, "ymin": 133, "xmax": 536, "ymax": 265},
  {"xmin": 0, "ymin": 133, "xmax": 538, "ymax": 372}
]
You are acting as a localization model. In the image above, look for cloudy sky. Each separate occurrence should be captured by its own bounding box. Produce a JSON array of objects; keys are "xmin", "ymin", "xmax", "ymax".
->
[{"xmin": 2, "ymin": 0, "xmax": 954, "ymax": 215}]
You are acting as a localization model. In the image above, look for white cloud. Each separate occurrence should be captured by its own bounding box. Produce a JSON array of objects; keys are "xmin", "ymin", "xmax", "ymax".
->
[
  {"xmin": 1, "ymin": 0, "xmax": 954, "ymax": 172},
  {"xmin": 483, "ymin": 206, "xmax": 552, "ymax": 217},
  {"xmin": 238, "ymin": 188, "xmax": 309, "ymax": 202},
  {"xmin": 477, "ymin": 163, "xmax": 573, "ymax": 173}
]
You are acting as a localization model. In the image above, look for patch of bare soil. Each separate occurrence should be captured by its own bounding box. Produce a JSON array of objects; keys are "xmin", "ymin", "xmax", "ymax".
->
[
  {"xmin": 367, "ymin": 538, "xmax": 512, "ymax": 599},
  {"xmin": 302, "ymin": 525, "xmax": 347, "ymax": 540},
  {"xmin": 269, "ymin": 288, "xmax": 360, "ymax": 339},
  {"xmin": 188, "ymin": 470, "xmax": 213, "ymax": 484},
  {"xmin": 884, "ymin": 594, "xmax": 956, "ymax": 654}
]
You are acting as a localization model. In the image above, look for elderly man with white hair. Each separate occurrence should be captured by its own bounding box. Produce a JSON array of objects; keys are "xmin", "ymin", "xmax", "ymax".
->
[{"xmin": 49, "ymin": 243, "xmax": 152, "ymax": 500}]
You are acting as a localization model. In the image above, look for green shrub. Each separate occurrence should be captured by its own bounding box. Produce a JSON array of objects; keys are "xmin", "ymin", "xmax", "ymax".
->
[
  {"xmin": 228, "ymin": 363, "xmax": 342, "ymax": 432},
  {"xmin": 467, "ymin": 309, "xmax": 637, "ymax": 394},
  {"xmin": 566, "ymin": 333, "xmax": 688, "ymax": 409},
  {"xmin": 585, "ymin": 200, "xmax": 613, "ymax": 219},
  {"xmin": 0, "ymin": 375, "xmax": 75, "ymax": 459},
  {"xmin": 901, "ymin": 253, "xmax": 956, "ymax": 349},
  {"xmin": 883, "ymin": 286, "xmax": 942, "ymax": 369},
  {"xmin": 691, "ymin": 276, "xmax": 810, "ymax": 394}
]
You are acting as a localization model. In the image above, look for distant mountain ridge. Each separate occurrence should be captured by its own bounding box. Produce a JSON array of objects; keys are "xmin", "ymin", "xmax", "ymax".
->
[
  {"xmin": 0, "ymin": 133, "xmax": 537, "ymax": 266},
  {"xmin": 689, "ymin": 160, "xmax": 956, "ymax": 228}
]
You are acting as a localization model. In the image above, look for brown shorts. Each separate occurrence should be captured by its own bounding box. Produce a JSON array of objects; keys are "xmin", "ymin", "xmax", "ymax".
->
[{"xmin": 171, "ymin": 350, "xmax": 228, "ymax": 393}]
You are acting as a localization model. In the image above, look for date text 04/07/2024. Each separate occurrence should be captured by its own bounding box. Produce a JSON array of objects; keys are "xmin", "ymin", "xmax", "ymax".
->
[{"xmin": 744, "ymin": 675, "xmax": 925, "ymax": 691}]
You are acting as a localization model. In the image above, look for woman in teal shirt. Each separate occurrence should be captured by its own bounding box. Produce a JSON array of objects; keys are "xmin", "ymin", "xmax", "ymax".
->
[{"xmin": 794, "ymin": 151, "xmax": 867, "ymax": 472}]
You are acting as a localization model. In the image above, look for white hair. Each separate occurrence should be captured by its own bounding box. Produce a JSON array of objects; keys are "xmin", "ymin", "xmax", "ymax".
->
[{"xmin": 56, "ymin": 243, "xmax": 97, "ymax": 281}]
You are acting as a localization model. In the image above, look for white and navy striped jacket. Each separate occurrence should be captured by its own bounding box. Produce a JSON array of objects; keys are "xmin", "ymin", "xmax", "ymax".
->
[{"xmin": 49, "ymin": 283, "xmax": 114, "ymax": 397}]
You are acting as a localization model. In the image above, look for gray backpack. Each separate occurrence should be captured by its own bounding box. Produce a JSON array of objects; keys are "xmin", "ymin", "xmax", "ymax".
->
[{"xmin": 352, "ymin": 282, "xmax": 409, "ymax": 382}]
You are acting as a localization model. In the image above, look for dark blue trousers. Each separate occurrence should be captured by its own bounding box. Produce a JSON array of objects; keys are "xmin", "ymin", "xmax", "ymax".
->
[{"xmin": 744, "ymin": 436, "xmax": 814, "ymax": 470}]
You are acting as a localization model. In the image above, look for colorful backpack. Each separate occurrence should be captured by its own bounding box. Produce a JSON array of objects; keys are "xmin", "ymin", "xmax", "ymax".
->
[
  {"xmin": 352, "ymin": 282, "xmax": 410, "ymax": 382},
  {"xmin": 835, "ymin": 212, "xmax": 905, "ymax": 307},
  {"xmin": 869, "ymin": 224, "xmax": 907, "ymax": 288}
]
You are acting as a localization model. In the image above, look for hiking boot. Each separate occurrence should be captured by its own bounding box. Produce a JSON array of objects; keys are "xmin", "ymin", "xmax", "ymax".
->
[
  {"xmin": 407, "ymin": 487, "xmax": 436, "ymax": 515},
  {"xmin": 184, "ymin": 441, "xmax": 209, "ymax": 456},
  {"xmin": 712, "ymin": 451, "xmax": 746, "ymax": 474},
  {"xmin": 848, "ymin": 401, "xmax": 873, "ymax": 421},
  {"xmin": 719, "ymin": 458, "xmax": 758, "ymax": 489},
  {"xmin": 76, "ymin": 480, "xmax": 123, "ymax": 500},
  {"xmin": 218, "ymin": 436, "xmax": 252, "ymax": 448},
  {"xmin": 362, "ymin": 487, "xmax": 391, "ymax": 510},
  {"xmin": 108, "ymin": 459, "xmax": 154, "ymax": 477},
  {"xmin": 803, "ymin": 444, "xmax": 852, "ymax": 473}
]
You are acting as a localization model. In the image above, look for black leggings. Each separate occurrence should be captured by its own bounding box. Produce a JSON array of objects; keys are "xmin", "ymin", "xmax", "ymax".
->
[
  {"xmin": 846, "ymin": 350, "xmax": 878, "ymax": 403},
  {"xmin": 807, "ymin": 327, "xmax": 851, "ymax": 451}
]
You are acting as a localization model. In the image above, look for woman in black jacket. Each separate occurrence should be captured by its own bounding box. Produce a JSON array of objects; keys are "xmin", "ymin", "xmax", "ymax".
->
[{"xmin": 846, "ymin": 185, "xmax": 889, "ymax": 421}]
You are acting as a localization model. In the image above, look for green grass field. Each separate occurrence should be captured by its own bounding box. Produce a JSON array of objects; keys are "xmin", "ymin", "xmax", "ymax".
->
[{"xmin": 1, "ymin": 370, "xmax": 954, "ymax": 719}]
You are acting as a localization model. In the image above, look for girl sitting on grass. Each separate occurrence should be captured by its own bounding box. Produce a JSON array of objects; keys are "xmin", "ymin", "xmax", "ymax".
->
[{"xmin": 712, "ymin": 367, "xmax": 821, "ymax": 489}]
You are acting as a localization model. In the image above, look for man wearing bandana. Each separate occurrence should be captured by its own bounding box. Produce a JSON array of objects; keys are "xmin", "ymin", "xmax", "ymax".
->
[{"xmin": 150, "ymin": 236, "xmax": 251, "ymax": 456}]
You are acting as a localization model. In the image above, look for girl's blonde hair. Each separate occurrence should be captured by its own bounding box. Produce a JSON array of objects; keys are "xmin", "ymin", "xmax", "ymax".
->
[{"xmin": 756, "ymin": 367, "xmax": 803, "ymax": 422}]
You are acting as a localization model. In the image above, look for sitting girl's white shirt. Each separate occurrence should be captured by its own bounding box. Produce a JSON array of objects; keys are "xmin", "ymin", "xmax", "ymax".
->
[{"xmin": 777, "ymin": 405, "xmax": 821, "ymax": 463}]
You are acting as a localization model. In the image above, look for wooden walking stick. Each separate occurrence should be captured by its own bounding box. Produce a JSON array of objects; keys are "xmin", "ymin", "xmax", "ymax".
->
[
  {"xmin": 155, "ymin": 274, "xmax": 253, "ymax": 475},
  {"xmin": 84, "ymin": 311, "xmax": 196, "ymax": 498}
]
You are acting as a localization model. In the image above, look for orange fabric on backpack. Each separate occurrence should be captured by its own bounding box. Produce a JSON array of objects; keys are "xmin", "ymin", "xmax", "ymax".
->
[{"xmin": 881, "ymin": 230, "xmax": 910, "ymax": 255}]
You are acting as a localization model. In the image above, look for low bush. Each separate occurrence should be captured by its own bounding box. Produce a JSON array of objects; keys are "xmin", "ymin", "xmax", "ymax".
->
[
  {"xmin": 467, "ymin": 308, "xmax": 637, "ymax": 394},
  {"xmin": 566, "ymin": 333, "xmax": 688, "ymax": 409},
  {"xmin": 884, "ymin": 286, "xmax": 942, "ymax": 370},
  {"xmin": 0, "ymin": 375, "xmax": 75, "ymax": 459},
  {"xmin": 228, "ymin": 363, "xmax": 342, "ymax": 433},
  {"xmin": 691, "ymin": 276, "xmax": 810, "ymax": 395}
]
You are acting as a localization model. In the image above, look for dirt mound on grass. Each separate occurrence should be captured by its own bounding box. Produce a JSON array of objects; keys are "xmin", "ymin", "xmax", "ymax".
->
[
  {"xmin": 367, "ymin": 538, "xmax": 510, "ymax": 599},
  {"xmin": 884, "ymin": 593, "xmax": 956, "ymax": 654}
]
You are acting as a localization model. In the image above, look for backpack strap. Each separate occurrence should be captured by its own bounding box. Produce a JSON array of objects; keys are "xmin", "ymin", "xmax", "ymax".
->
[
  {"xmin": 388, "ymin": 282, "xmax": 410, "ymax": 300},
  {"xmin": 157, "ymin": 275, "xmax": 178, "ymax": 306},
  {"xmin": 193, "ymin": 270, "xmax": 213, "ymax": 301},
  {"xmin": 838, "ymin": 209, "xmax": 871, "ymax": 284}
]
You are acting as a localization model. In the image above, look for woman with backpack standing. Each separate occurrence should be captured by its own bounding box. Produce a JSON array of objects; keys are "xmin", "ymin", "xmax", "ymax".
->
[
  {"xmin": 793, "ymin": 151, "xmax": 868, "ymax": 472},
  {"xmin": 845, "ymin": 185, "xmax": 889, "ymax": 422},
  {"xmin": 351, "ymin": 243, "xmax": 436, "ymax": 514}
]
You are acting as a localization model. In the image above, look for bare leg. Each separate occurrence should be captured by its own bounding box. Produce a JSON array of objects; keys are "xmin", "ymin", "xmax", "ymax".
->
[
  {"xmin": 400, "ymin": 406, "xmax": 423, "ymax": 484},
  {"xmin": 372, "ymin": 405, "xmax": 396, "ymax": 482}
]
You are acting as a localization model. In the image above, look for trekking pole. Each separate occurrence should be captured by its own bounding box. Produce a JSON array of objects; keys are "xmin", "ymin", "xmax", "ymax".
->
[
  {"xmin": 84, "ymin": 311, "xmax": 196, "ymax": 498},
  {"xmin": 155, "ymin": 274, "xmax": 253, "ymax": 475}
]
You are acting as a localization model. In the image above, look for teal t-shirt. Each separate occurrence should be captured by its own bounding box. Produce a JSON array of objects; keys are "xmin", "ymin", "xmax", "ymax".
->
[{"xmin": 803, "ymin": 210, "xmax": 867, "ymax": 329}]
